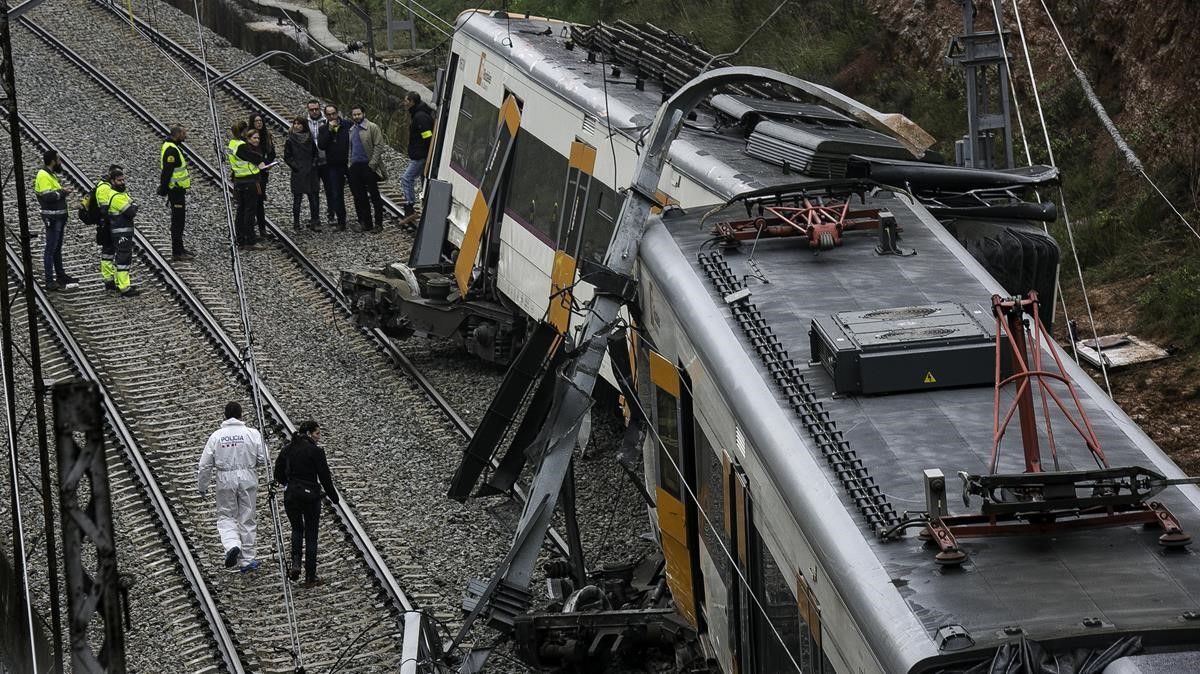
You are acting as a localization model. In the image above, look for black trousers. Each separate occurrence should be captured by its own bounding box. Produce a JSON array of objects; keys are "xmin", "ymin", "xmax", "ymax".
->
[
  {"xmin": 317, "ymin": 164, "xmax": 333, "ymax": 220},
  {"xmin": 292, "ymin": 190, "xmax": 319, "ymax": 227},
  {"xmin": 167, "ymin": 187, "xmax": 186, "ymax": 254},
  {"xmin": 255, "ymin": 172, "xmax": 270, "ymax": 235},
  {"xmin": 284, "ymin": 495, "xmax": 321, "ymax": 580},
  {"xmin": 234, "ymin": 180, "xmax": 259, "ymax": 245},
  {"xmin": 348, "ymin": 162, "xmax": 384, "ymax": 230},
  {"xmin": 322, "ymin": 165, "xmax": 346, "ymax": 227}
]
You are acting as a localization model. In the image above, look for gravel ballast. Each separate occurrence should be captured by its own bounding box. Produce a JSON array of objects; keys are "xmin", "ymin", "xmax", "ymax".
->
[{"xmin": 9, "ymin": 1, "xmax": 656, "ymax": 669}]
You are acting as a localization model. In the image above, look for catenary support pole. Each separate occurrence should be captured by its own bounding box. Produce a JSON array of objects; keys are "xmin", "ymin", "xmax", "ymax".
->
[
  {"xmin": 0, "ymin": 0, "xmax": 62, "ymax": 669},
  {"xmin": 54, "ymin": 380, "xmax": 125, "ymax": 671}
]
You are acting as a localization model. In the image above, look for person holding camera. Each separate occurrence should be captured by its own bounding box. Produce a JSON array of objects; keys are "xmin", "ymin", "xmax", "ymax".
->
[{"xmin": 273, "ymin": 420, "xmax": 339, "ymax": 587}]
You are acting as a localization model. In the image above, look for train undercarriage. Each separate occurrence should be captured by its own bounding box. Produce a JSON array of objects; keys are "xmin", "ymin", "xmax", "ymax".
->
[{"xmin": 341, "ymin": 261, "xmax": 527, "ymax": 366}]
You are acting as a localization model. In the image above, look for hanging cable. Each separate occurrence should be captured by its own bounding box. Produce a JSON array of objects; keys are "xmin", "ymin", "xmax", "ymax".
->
[
  {"xmin": 987, "ymin": 0, "xmax": 1077, "ymax": 359},
  {"xmin": 1009, "ymin": 0, "xmax": 1111, "ymax": 396},
  {"xmin": 597, "ymin": 51, "xmax": 620, "ymax": 194},
  {"xmin": 699, "ymin": 0, "xmax": 791, "ymax": 73},
  {"xmin": 188, "ymin": 1, "xmax": 304, "ymax": 667},
  {"xmin": 1035, "ymin": 0, "xmax": 1200, "ymax": 244},
  {"xmin": 106, "ymin": 0, "xmax": 207, "ymax": 92}
]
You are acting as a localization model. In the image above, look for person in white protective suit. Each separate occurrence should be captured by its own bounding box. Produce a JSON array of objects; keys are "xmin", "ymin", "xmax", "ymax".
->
[{"xmin": 197, "ymin": 401, "xmax": 269, "ymax": 572}]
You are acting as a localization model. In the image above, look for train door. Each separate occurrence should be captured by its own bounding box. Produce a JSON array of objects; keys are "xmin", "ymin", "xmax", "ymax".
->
[
  {"xmin": 481, "ymin": 90, "xmax": 524, "ymax": 293},
  {"xmin": 726, "ymin": 459, "xmax": 754, "ymax": 673},
  {"xmin": 547, "ymin": 140, "xmax": 596, "ymax": 333},
  {"xmin": 454, "ymin": 92, "xmax": 521, "ymax": 297},
  {"xmin": 427, "ymin": 51, "xmax": 459, "ymax": 180},
  {"xmin": 649, "ymin": 350, "xmax": 704, "ymax": 630},
  {"xmin": 727, "ymin": 457, "xmax": 826, "ymax": 673}
]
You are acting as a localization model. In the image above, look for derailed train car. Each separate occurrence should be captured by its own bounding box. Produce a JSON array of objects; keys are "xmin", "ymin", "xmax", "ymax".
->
[{"xmin": 341, "ymin": 10, "xmax": 1200, "ymax": 673}]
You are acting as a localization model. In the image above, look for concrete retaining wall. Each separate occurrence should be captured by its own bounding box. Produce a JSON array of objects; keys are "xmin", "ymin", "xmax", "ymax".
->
[{"xmin": 160, "ymin": 0, "xmax": 437, "ymax": 146}]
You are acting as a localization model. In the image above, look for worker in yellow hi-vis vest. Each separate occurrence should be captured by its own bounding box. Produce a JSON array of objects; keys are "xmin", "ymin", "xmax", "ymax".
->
[
  {"xmin": 158, "ymin": 124, "xmax": 194, "ymax": 261},
  {"xmin": 226, "ymin": 120, "xmax": 267, "ymax": 250},
  {"xmin": 400, "ymin": 91, "xmax": 434, "ymax": 224},
  {"xmin": 106, "ymin": 170, "xmax": 141, "ymax": 297},
  {"xmin": 33, "ymin": 150, "xmax": 79, "ymax": 291}
]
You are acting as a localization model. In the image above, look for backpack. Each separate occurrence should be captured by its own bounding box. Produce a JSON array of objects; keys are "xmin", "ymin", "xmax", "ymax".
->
[
  {"xmin": 78, "ymin": 185, "xmax": 105, "ymax": 225},
  {"xmin": 281, "ymin": 441, "xmax": 323, "ymax": 505}
]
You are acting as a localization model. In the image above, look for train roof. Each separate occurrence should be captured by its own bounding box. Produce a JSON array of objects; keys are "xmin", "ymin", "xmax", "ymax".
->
[
  {"xmin": 457, "ymin": 9, "xmax": 1200, "ymax": 668},
  {"xmin": 455, "ymin": 11, "xmax": 928, "ymax": 199},
  {"xmin": 640, "ymin": 192, "xmax": 1200, "ymax": 668}
]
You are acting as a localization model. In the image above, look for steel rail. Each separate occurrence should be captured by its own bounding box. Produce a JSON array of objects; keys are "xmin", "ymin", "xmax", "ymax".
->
[
  {"xmin": 88, "ymin": 0, "xmax": 407, "ymax": 216},
  {"xmin": 18, "ymin": 12, "xmax": 426, "ymax": 632},
  {"xmin": 0, "ymin": 115, "xmax": 245, "ymax": 673},
  {"xmin": 39, "ymin": 5, "xmax": 574, "ymax": 559},
  {"xmin": 20, "ymin": 18, "xmax": 457, "ymax": 665}
]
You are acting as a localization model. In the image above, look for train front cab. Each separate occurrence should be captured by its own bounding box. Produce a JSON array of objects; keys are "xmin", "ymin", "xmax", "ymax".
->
[{"xmin": 639, "ymin": 343, "xmax": 834, "ymax": 673}]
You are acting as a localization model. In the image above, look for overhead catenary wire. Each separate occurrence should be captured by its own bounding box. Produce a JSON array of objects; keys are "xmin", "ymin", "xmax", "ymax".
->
[
  {"xmin": 187, "ymin": 0, "xmax": 305, "ymax": 667},
  {"xmin": 387, "ymin": 0, "xmax": 453, "ymax": 38},
  {"xmin": 1008, "ymin": 0, "xmax": 1111, "ymax": 397},
  {"xmin": 105, "ymin": 0, "xmax": 207, "ymax": 92},
  {"xmin": 699, "ymin": 0, "xmax": 791, "ymax": 74}
]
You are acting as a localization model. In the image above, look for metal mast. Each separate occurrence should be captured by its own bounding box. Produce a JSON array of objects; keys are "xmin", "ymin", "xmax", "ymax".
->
[
  {"xmin": 947, "ymin": 0, "xmax": 1015, "ymax": 168},
  {"xmin": 1, "ymin": 0, "xmax": 64, "ymax": 669}
]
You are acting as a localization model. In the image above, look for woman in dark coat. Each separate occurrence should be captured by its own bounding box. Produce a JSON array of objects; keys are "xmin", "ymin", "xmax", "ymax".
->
[
  {"xmin": 273, "ymin": 420, "xmax": 338, "ymax": 587},
  {"xmin": 250, "ymin": 113, "xmax": 276, "ymax": 238},
  {"xmin": 284, "ymin": 116, "xmax": 321, "ymax": 231}
]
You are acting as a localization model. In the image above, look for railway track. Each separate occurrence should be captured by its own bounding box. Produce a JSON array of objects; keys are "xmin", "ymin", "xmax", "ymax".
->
[
  {"xmin": 104, "ymin": 0, "xmax": 414, "ymax": 218},
  {"xmin": 2, "ymin": 108, "xmax": 437, "ymax": 670},
  {"xmin": 88, "ymin": 0, "xmax": 577, "ymax": 555},
  {"xmin": 0, "ymin": 283, "xmax": 223, "ymax": 674},
  {"xmin": 10, "ymin": 4, "xmax": 582, "ymax": 666},
  {"xmin": 80, "ymin": 0, "xmax": 418, "ymax": 289},
  {"xmin": 21, "ymin": 0, "xmax": 574, "ymax": 558}
]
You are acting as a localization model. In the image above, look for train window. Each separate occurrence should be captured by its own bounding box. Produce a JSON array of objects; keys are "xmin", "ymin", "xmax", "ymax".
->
[
  {"xmin": 579, "ymin": 182, "xmax": 620, "ymax": 264},
  {"xmin": 650, "ymin": 350, "xmax": 681, "ymax": 498},
  {"xmin": 505, "ymin": 130, "xmax": 567, "ymax": 242},
  {"xmin": 752, "ymin": 534, "xmax": 805, "ymax": 673},
  {"xmin": 656, "ymin": 390, "xmax": 681, "ymax": 497},
  {"xmin": 450, "ymin": 87, "xmax": 499, "ymax": 185},
  {"xmin": 696, "ymin": 431, "xmax": 730, "ymax": 584}
]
